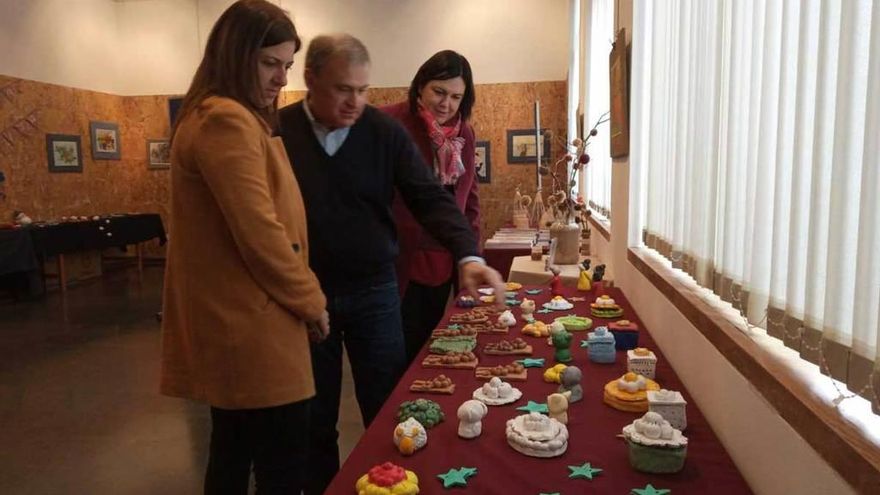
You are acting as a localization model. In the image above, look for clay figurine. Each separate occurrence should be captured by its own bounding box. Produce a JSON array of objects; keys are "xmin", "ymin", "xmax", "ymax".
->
[
  {"xmin": 356, "ymin": 462, "xmax": 420, "ymax": 495},
  {"xmin": 13, "ymin": 211, "xmax": 33, "ymax": 226},
  {"xmin": 457, "ymin": 399, "xmax": 488, "ymax": 439},
  {"xmin": 497, "ymin": 309, "xmax": 516, "ymax": 327},
  {"xmin": 558, "ymin": 366, "xmax": 583, "ymax": 402},
  {"xmin": 577, "ymin": 259, "xmax": 592, "ymax": 291},
  {"xmin": 519, "ymin": 298, "xmax": 536, "ymax": 319},
  {"xmin": 547, "ymin": 391, "xmax": 572, "ymax": 425},
  {"xmin": 551, "ymin": 325, "xmax": 573, "ymax": 363},
  {"xmin": 456, "ymin": 295, "xmax": 476, "ymax": 308},
  {"xmin": 592, "ymin": 264, "xmax": 606, "ymax": 282},
  {"xmin": 549, "ymin": 265, "xmax": 563, "ymax": 297},
  {"xmin": 393, "ymin": 417, "xmax": 428, "ymax": 456}
]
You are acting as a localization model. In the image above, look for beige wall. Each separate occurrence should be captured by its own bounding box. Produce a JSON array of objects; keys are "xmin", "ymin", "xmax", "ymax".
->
[
  {"xmin": 607, "ymin": 1, "xmax": 854, "ymax": 493},
  {"xmin": 1, "ymin": 0, "xmax": 570, "ymax": 95}
]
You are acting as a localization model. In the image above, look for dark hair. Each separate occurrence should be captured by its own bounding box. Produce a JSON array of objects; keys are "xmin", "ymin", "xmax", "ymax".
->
[
  {"xmin": 173, "ymin": 0, "xmax": 301, "ymax": 138},
  {"xmin": 408, "ymin": 50, "xmax": 475, "ymax": 121}
]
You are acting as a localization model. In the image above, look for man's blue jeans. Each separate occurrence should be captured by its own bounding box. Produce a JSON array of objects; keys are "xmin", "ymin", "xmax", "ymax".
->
[{"xmin": 304, "ymin": 280, "xmax": 406, "ymax": 495}]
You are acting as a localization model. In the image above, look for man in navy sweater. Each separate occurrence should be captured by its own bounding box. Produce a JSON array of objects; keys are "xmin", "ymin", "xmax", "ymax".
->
[{"xmin": 278, "ymin": 34, "xmax": 505, "ymax": 494}]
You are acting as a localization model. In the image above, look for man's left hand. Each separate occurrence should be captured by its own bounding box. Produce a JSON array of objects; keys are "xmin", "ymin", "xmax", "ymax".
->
[{"xmin": 459, "ymin": 261, "xmax": 506, "ymax": 309}]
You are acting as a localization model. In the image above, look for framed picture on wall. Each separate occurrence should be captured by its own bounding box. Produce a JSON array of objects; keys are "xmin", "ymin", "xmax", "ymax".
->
[
  {"xmin": 147, "ymin": 139, "xmax": 171, "ymax": 170},
  {"xmin": 609, "ymin": 28, "xmax": 630, "ymax": 158},
  {"xmin": 506, "ymin": 129, "xmax": 550, "ymax": 163},
  {"xmin": 89, "ymin": 121, "xmax": 121, "ymax": 160},
  {"xmin": 474, "ymin": 140, "xmax": 490, "ymax": 184},
  {"xmin": 46, "ymin": 134, "xmax": 83, "ymax": 173},
  {"xmin": 168, "ymin": 97, "xmax": 184, "ymax": 128}
]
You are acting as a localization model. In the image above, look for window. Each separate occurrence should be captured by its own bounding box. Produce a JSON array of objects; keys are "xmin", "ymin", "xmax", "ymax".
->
[
  {"xmin": 581, "ymin": 0, "xmax": 615, "ymax": 222},
  {"xmin": 630, "ymin": 0, "xmax": 880, "ymax": 413}
]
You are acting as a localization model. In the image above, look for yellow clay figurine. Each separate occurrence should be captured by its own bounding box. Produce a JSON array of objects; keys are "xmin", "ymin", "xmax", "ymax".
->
[
  {"xmin": 577, "ymin": 269, "xmax": 592, "ymax": 291},
  {"xmin": 356, "ymin": 462, "xmax": 420, "ymax": 495},
  {"xmin": 543, "ymin": 363, "xmax": 568, "ymax": 383}
]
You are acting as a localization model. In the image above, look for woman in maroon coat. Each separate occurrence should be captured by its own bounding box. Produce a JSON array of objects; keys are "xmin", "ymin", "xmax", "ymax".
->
[{"xmin": 382, "ymin": 50, "xmax": 481, "ymax": 363}]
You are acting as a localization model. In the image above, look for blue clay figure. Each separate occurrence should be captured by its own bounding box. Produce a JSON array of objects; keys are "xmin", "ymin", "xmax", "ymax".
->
[{"xmin": 586, "ymin": 326, "xmax": 616, "ymax": 363}]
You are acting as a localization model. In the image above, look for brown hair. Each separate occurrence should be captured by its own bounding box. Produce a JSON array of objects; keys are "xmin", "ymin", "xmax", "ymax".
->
[
  {"xmin": 408, "ymin": 50, "xmax": 475, "ymax": 121},
  {"xmin": 172, "ymin": 0, "xmax": 300, "ymax": 138}
]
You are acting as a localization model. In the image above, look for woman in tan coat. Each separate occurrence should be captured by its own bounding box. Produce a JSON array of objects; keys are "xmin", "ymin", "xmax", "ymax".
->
[{"xmin": 159, "ymin": 1, "xmax": 326, "ymax": 493}]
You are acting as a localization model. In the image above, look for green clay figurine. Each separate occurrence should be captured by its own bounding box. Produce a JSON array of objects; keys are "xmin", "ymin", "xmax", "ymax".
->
[{"xmin": 551, "ymin": 323, "xmax": 573, "ymax": 363}]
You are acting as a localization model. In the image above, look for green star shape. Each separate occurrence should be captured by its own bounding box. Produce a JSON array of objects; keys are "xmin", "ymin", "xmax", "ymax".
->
[
  {"xmin": 506, "ymin": 298, "xmax": 522, "ymax": 306},
  {"xmin": 437, "ymin": 467, "xmax": 477, "ymax": 488},
  {"xmin": 537, "ymin": 308, "xmax": 554, "ymax": 314},
  {"xmin": 516, "ymin": 400, "xmax": 549, "ymax": 414},
  {"xmin": 580, "ymin": 339, "xmax": 590, "ymax": 348},
  {"xmin": 568, "ymin": 462, "xmax": 603, "ymax": 480},
  {"xmin": 518, "ymin": 357, "xmax": 546, "ymax": 368},
  {"xmin": 631, "ymin": 484, "xmax": 671, "ymax": 495},
  {"xmin": 448, "ymin": 324, "xmax": 462, "ymax": 330},
  {"xmin": 525, "ymin": 289, "xmax": 543, "ymax": 294}
]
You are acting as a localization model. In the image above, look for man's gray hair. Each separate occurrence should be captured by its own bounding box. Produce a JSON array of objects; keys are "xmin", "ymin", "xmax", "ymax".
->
[{"xmin": 305, "ymin": 33, "xmax": 371, "ymax": 74}]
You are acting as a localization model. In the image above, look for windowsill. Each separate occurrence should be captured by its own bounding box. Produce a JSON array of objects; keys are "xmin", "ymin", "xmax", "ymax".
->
[
  {"xmin": 627, "ymin": 246, "xmax": 880, "ymax": 493},
  {"xmin": 587, "ymin": 214, "xmax": 611, "ymax": 241}
]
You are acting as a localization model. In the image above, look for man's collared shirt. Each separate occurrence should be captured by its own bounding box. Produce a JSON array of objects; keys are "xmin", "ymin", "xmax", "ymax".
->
[{"xmin": 302, "ymin": 98, "xmax": 350, "ymax": 156}]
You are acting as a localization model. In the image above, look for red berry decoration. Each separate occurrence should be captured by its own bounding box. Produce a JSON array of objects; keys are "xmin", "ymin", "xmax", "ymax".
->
[
  {"xmin": 368, "ymin": 462, "xmax": 407, "ymax": 487},
  {"xmin": 579, "ymin": 153, "xmax": 590, "ymax": 164}
]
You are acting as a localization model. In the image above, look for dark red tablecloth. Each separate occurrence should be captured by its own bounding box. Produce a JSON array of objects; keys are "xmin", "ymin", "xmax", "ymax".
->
[
  {"xmin": 483, "ymin": 244, "xmax": 531, "ymax": 279},
  {"xmin": 326, "ymin": 285, "xmax": 752, "ymax": 494}
]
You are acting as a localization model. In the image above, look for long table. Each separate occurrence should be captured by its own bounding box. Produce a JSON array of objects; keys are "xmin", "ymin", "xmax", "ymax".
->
[{"xmin": 326, "ymin": 285, "xmax": 752, "ymax": 494}]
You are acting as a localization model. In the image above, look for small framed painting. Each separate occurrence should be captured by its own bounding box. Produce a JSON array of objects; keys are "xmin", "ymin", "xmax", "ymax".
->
[
  {"xmin": 147, "ymin": 139, "xmax": 171, "ymax": 169},
  {"xmin": 46, "ymin": 134, "xmax": 83, "ymax": 173},
  {"xmin": 475, "ymin": 140, "xmax": 490, "ymax": 184},
  {"xmin": 89, "ymin": 121, "xmax": 121, "ymax": 160},
  {"xmin": 507, "ymin": 129, "xmax": 550, "ymax": 163}
]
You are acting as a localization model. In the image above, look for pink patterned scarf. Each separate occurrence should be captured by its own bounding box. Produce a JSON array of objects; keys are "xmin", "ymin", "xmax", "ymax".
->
[{"xmin": 418, "ymin": 102, "xmax": 465, "ymax": 185}]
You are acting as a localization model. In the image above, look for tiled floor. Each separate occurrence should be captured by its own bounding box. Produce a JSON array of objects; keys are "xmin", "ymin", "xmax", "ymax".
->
[{"xmin": 0, "ymin": 266, "xmax": 363, "ymax": 494}]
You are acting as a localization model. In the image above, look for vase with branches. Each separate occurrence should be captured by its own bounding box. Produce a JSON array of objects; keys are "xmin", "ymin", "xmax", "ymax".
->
[{"xmin": 539, "ymin": 112, "xmax": 610, "ymax": 264}]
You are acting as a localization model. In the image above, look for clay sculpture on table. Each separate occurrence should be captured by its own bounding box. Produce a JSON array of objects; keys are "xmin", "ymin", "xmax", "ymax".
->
[
  {"xmin": 429, "ymin": 335, "xmax": 477, "ymax": 355},
  {"xmin": 431, "ymin": 327, "xmax": 479, "ymax": 339},
  {"xmin": 483, "ymin": 338, "xmax": 533, "ymax": 356},
  {"xmin": 506, "ymin": 412, "xmax": 569, "ymax": 458},
  {"xmin": 522, "ymin": 321, "xmax": 550, "ymax": 337},
  {"xmin": 409, "ymin": 374, "xmax": 455, "ymax": 394},
  {"xmin": 397, "ymin": 398, "xmax": 444, "ymax": 429},
  {"xmin": 475, "ymin": 361, "xmax": 528, "ymax": 381},
  {"xmin": 355, "ymin": 462, "xmax": 419, "ymax": 495},
  {"xmin": 497, "ymin": 310, "xmax": 517, "ymax": 327},
  {"xmin": 472, "ymin": 376, "xmax": 522, "ymax": 405},
  {"xmin": 603, "ymin": 372, "xmax": 661, "ymax": 412},
  {"xmin": 551, "ymin": 325, "xmax": 573, "ymax": 363},
  {"xmin": 393, "ymin": 417, "xmax": 428, "ymax": 456},
  {"xmin": 622, "ymin": 411, "xmax": 688, "ymax": 474},
  {"xmin": 422, "ymin": 351, "xmax": 478, "ymax": 369},
  {"xmin": 457, "ymin": 399, "xmax": 489, "ymax": 439},
  {"xmin": 547, "ymin": 391, "xmax": 571, "ymax": 425},
  {"xmin": 558, "ymin": 366, "xmax": 583, "ymax": 402},
  {"xmin": 591, "ymin": 294, "xmax": 624, "ymax": 318}
]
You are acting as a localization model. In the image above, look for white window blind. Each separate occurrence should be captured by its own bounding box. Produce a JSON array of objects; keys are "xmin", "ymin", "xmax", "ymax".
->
[
  {"xmin": 581, "ymin": 0, "xmax": 615, "ymax": 220},
  {"xmin": 631, "ymin": 0, "xmax": 880, "ymax": 413}
]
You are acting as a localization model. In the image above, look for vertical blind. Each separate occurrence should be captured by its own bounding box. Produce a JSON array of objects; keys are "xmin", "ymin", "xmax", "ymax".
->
[
  {"xmin": 581, "ymin": 0, "xmax": 615, "ymax": 220},
  {"xmin": 631, "ymin": 0, "xmax": 880, "ymax": 412}
]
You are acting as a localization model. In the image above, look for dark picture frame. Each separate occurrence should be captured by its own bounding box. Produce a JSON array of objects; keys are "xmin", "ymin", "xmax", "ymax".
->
[
  {"xmin": 89, "ymin": 121, "xmax": 121, "ymax": 160},
  {"xmin": 168, "ymin": 96, "xmax": 184, "ymax": 128},
  {"xmin": 147, "ymin": 139, "xmax": 171, "ymax": 170},
  {"xmin": 609, "ymin": 28, "xmax": 630, "ymax": 158},
  {"xmin": 506, "ymin": 128, "xmax": 550, "ymax": 163},
  {"xmin": 46, "ymin": 134, "xmax": 83, "ymax": 173},
  {"xmin": 474, "ymin": 140, "xmax": 491, "ymax": 184}
]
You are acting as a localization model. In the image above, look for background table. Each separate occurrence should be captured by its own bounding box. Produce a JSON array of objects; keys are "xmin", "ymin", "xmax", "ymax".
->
[
  {"xmin": 326, "ymin": 286, "xmax": 752, "ymax": 494},
  {"xmin": 0, "ymin": 214, "xmax": 166, "ymax": 294}
]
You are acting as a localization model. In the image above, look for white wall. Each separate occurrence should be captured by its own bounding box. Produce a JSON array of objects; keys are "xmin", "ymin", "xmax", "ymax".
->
[
  {"xmin": 1, "ymin": 0, "xmax": 570, "ymax": 95},
  {"xmin": 0, "ymin": 0, "xmax": 120, "ymax": 93}
]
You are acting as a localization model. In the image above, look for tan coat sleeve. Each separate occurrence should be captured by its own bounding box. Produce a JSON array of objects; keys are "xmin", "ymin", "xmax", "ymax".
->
[{"xmin": 194, "ymin": 105, "xmax": 326, "ymax": 322}]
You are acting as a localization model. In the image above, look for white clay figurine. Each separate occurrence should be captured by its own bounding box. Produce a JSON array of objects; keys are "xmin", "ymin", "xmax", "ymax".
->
[{"xmin": 457, "ymin": 399, "xmax": 488, "ymax": 439}]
